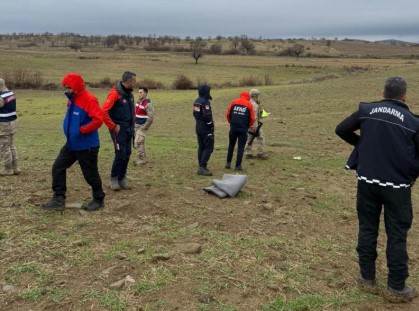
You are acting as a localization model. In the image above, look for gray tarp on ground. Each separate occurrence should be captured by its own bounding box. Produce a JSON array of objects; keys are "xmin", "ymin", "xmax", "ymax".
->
[{"xmin": 203, "ymin": 174, "xmax": 248, "ymax": 198}]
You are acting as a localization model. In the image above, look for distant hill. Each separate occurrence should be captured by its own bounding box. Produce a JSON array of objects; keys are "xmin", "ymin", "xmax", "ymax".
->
[{"xmin": 374, "ymin": 39, "xmax": 415, "ymax": 46}]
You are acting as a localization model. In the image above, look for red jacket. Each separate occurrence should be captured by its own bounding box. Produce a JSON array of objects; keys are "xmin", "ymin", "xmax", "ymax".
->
[
  {"xmin": 61, "ymin": 73, "xmax": 103, "ymax": 151},
  {"xmin": 226, "ymin": 91, "xmax": 255, "ymax": 130}
]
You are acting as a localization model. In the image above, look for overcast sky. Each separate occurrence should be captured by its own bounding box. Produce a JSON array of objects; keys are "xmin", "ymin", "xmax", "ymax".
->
[{"xmin": 3, "ymin": 0, "xmax": 419, "ymax": 42}]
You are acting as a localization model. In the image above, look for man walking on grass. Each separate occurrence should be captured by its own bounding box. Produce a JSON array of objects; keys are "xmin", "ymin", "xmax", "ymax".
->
[
  {"xmin": 102, "ymin": 71, "xmax": 136, "ymax": 191},
  {"xmin": 42, "ymin": 73, "xmax": 105, "ymax": 212}
]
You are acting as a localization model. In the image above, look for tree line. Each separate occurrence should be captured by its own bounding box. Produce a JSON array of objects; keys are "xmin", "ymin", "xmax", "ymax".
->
[{"xmin": 1, "ymin": 32, "xmax": 307, "ymax": 63}]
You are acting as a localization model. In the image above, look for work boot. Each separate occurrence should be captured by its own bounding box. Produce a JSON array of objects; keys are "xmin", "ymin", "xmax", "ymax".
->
[
  {"xmin": 358, "ymin": 277, "xmax": 379, "ymax": 295},
  {"xmin": 385, "ymin": 286, "xmax": 416, "ymax": 303},
  {"xmin": 225, "ymin": 162, "xmax": 231, "ymax": 169},
  {"xmin": 197, "ymin": 167, "xmax": 212, "ymax": 176},
  {"xmin": 12, "ymin": 160, "xmax": 21, "ymax": 175},
  {"xmin": 109, "ymin": 177, "xmax": 121, "ymax": 191},
  {"xmin": 118, "ymin": 177, "xmax": 132, "ymax": 190},
  {"xmin": 245, "ymin": 154, "xmax": 254, "ymax": 159},
  {"xmin": 81, "ymin": 199, "xmax": 104, "ymax": 212},
  {"xmin": 41, "ymin": 196, "xmax": 65, "ymax": 210},
  {"xmin": 256, "ymin": 153, "xmax": 269, "ymax": 160},
  {"xmin": 0, "ymin": 169, "xmax": 14, "ymax": 176},
  {"xmin": 0, "ymin": 163, "xmax": 14, "ymax": 176},
  {"xmin": 234, "ymin": 165, "xmax": 243, "ymax": 171}
]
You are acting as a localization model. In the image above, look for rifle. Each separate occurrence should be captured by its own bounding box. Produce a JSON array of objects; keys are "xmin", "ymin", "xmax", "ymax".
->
[{"xmin": 247, "ymin": 121, "xmax": 263, "ymax": 146}]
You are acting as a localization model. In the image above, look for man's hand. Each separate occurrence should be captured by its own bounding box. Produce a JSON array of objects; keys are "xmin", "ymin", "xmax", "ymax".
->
[{"xmin": 113, "ymin": 124, "xmax": 120, "ymax": 134}]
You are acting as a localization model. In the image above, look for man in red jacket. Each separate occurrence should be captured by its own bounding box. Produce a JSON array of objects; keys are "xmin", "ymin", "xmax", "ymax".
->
[
  {"xmin": 225, "ymin": 91, "xmax": 255, "ymax": 171},
  {"xmin": 102, "ymin": 71, "xmax": 136, "ymax": 191}
]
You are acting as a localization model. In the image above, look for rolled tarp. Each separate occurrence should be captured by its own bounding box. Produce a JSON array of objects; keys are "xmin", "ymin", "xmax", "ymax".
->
[{"xmin": 203, "ymin": 174, "xmax": 248, "ymax": 198}]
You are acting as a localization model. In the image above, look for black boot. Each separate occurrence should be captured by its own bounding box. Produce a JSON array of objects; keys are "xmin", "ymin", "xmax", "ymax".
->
[
  {"xmin": 41, "ymin": 196, "xmax": 65, "ymax": 210},
  {"xmin": 81, "ymin": 199, "xmax": 104, "ymax": 212},
  {"xmin": 197, "ymin": 166, "xmax": 213, "ymax": 176}
]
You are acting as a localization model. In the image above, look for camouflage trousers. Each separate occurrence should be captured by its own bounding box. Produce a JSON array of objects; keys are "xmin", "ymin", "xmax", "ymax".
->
[
  {"xmin": 244, "ymin": 128, "xmax": 265, "ymax": 155},
  {"xmin": 134, "ymin": 124, "xmax": 148, "ymax": 163},
  {"xmin": 0, "ymin": 132, "xmax": 18, "ymax": 169}
]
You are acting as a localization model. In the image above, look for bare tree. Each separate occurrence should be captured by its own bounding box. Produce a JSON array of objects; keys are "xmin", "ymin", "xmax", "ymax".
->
[
  {"xmin": 69, "ymin": 42, "xmax": 82, "ymax": 52},
  {"xmin": 229, "ymin": 36, "xmax": 240, "ymax": 53},
  {"xmin": 240, "ymin": 35, "xmax": 255, "ymax": 55},
  {"xmin": 190, "ymin": 37, "xmax": 207, "ymax": 64},
  {"xmin": 209, "ymin": 43, "xmax": 222, "ymax": 54},
  {"xmin": 292, "ymin": 43, "xmax": 305, "ymax": 58}
]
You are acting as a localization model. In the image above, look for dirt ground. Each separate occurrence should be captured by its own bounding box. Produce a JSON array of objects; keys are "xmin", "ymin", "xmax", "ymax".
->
[
  {"xmin": 2, "ymin": 71, "xmax": 419, "ymax": 310},
  {"xmin": 2, "ymin": 146, "xmax": 419, "ymax": 310}
]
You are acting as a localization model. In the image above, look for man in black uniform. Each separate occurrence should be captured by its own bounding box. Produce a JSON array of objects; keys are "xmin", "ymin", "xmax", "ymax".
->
[
  {"xmin": 193, "ymin": 84, "xmax": 214, "ymax": 176},
  {"xmin": 336, "ymin": 76, "xmax": 418, "ymax": 303},
  {"xmin": 102, "ymin": 71, "xmax": 136, "ymax": 190}
]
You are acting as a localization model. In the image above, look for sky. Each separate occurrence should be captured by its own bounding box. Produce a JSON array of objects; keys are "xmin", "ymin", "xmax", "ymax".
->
[{"xmin": 3, "ymin": 0, "xmax": 419, "ymax": 42}]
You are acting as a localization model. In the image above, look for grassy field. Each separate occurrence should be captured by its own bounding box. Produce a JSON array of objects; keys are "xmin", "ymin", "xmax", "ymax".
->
[{"xmin": 1, "ymin": 43, "xmax": 419, "ymax": 310}]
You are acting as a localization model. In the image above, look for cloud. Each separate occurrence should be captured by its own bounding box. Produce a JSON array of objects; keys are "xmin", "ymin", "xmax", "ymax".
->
[{"xmin": 2, "ymin": 0, "xmax": 419, "ymax": 41}]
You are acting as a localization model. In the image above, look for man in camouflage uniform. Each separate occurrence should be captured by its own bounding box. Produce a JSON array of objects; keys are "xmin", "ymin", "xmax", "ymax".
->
[
  {"xmin": 134, "ymin": 86, "xmax": 154, "ymax": 165},
  {"xmin": 0, "ymin": 78, "xmax": 20, "ymax": 176},
  {"xmin": 244, "ymin": 89, "xmax": 268, "ymax": 160}
]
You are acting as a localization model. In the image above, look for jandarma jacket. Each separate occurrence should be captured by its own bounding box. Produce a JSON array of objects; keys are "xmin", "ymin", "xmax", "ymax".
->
[
  {"xmin": 226, "ymin": 91, "xmax": 255, "ymax": 131},
  {"xmin": 336, "ymin": 99, "xmax": 419, "ymax": 187},
  {"xmin": 102, "ymin": 82, "xmax": 135, "ymax": 131},
  {"xmin": 193, "ymin": 84, "xmax": 214, "ymax": 135},
  {"xmin": 61, "ymin": 73, "xmax": 103, "ymax": 151}
]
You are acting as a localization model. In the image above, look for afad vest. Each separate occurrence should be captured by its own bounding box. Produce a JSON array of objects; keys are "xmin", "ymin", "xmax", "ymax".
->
[
  {"xmin": 353, "ymin": 100, "xmax": 419, "ymax": 187},
  {"xmin": 0, "ymin": 91, "xmax": 17, "ymax": 122}
]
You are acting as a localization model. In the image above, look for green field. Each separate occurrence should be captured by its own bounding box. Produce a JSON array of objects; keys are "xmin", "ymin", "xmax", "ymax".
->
[{"xmin": 1, "ymin": 43, "xmax": 419, "ymax": 310}]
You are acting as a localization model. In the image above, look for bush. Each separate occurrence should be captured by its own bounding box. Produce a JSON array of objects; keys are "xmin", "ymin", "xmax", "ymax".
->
[
  {"xmin": 172, "ymin": 74, "xmax": 194, "ymax": 90},
  {"xmin": 238, "ymin": 75, "xmax": 263, "ymax": 87},
  {"xmin": 2, "ymin": 69, "xmax": 44, "ymax": 89},
  {"xmin": 41, "ymin": 83, "xmax": 60, "ymax": 90},
  {"xmin": 208, "ymin": 43, "xmax": 222, "ymax": 54},
  {"xmin": 86, "ymin": 77, "xmax": 116, "ymax": 88},
  {"xmin": 137, "ymin": 78, "xmax": 165, "ymax": 89}
]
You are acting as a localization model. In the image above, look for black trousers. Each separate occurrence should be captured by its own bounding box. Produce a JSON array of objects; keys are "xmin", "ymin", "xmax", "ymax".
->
[
  {"xmin": 197, "ymin": 133, "xmax": 214, "ymax": 167},
  {"xmin": 356, "ymin": 180, "xmax": 412, "ymax": 290},
  {"xmin": 52, "ymin": 144, "xmax": 105, "ymax": 201},
  {"xmin": 110, "ymin": 129, "xmax": 132, "ymax": 180},
  {"xmin": 227, "ymin": 128, "xmax": 248, "ymax": 167}
]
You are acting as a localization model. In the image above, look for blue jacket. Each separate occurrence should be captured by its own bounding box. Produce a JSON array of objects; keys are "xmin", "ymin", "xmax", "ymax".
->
[{"xmin": 62, "ymin": 73, "xmax": 103, "ymax": 151}]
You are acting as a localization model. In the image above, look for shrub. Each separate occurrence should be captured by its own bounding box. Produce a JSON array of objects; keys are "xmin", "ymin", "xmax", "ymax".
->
[
  {"xmin": 2, "ymin": 69, "xmax": 44, "ymax": 89},
  {"xmin": 172, "ymin": 74, "xmax": 194, "ymax": 90},
  {"xmin": 86, "ymin": 77, "xmax": 116, "ymax": 88},
  {"xmin": 238, "ymin": 75, "xmax": 263, "ymax": 87},
  {"xmin": 41, "ymin": 83, "xmax": 60, "ymax": 90},
  {"xmin": 264, "ymin": 75, "xmax": 274, "ymax": 85},
  {"xmin": 137, "ymin": 78, "xmax": 165, "ymax": 89},
  {"xmin": 208, "ymin": 43, "xmax": 222, "ymax": 54}
]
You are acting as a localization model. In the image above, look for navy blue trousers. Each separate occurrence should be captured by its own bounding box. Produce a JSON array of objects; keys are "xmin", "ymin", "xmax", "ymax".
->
[
  {"xmin": 227, "ymin": 128, "xmax": 248, "ymax": 168},
  {"xmin": 197, "ymin": 133, "xmax": 214, "ymax": 167},
  {"xmin": 110, "ymin": 129, "xmax": 132, "ymax": 180}
]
